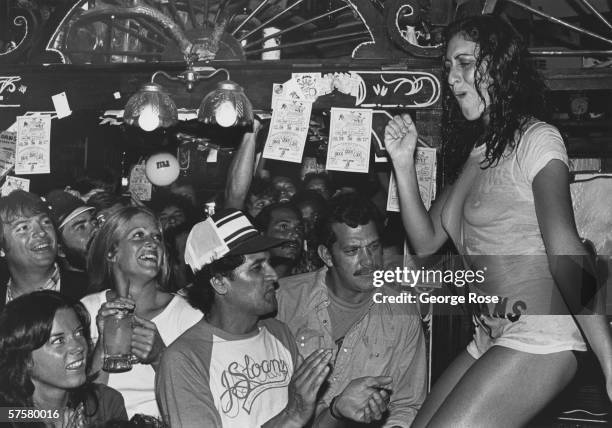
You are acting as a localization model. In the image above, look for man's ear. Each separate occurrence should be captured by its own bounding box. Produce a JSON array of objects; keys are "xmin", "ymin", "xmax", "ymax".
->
[
  {"xmin": 210, "ymin": 275, "xmax": 229, "ymax": 296},
  {"xmin": 0, "ymin": 248, "xmax": 4, "ymax": 258},
  {"xmin": 318, "ymin": 244, "xmax": 333, "ymax": 268}
]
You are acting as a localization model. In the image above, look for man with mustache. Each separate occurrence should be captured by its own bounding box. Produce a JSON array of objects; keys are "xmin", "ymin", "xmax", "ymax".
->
[
  {"xmin": 277, "ymin": 193, "xmax": 427, "ymax": 427},
  {"xmin": 0, "ymin": 190, "xmax": 87, "ymax": 310},
  {"xmin": 255, "ymin": 202, "xmax": 305, "ymax": 278},
  {"xmin": 157, "ymin": 209, "xmax": 391, "ymax": 427},
  {"xmin": 46, "ymin": 189, "xmax": 97, "ymax": 274}
]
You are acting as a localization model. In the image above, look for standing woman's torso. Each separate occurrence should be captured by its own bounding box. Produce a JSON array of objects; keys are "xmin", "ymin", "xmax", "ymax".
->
[{"xmin": 441, "ymin": 121, "xmax": 573, "ymax": 316}]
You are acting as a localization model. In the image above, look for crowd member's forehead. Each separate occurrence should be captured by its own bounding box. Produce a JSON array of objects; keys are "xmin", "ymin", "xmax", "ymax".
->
[
  {"xmin": 331, "ymin": 221, "xmax": 379, "ymax": 244},
  {"xmin": 272, "ymin": 176, "xmax": 296, "ymax": 187},
  {"xmin": 0, "ymin": 204, "xmax": 49, "ymax": 226},
  {"xmin": 0, "ymin": 191, "xmax": 50, "ymax": 225},
  {"xmin": 243, "ymin": 251, "xmax": 269, "ymax": 266},
  {"xmin": 270, "ymin": 206, "xmax": 299, "ymax": 222},
  {"xmin": 230, "ymin": 252, "xmax": 272, "ymax": 278}
]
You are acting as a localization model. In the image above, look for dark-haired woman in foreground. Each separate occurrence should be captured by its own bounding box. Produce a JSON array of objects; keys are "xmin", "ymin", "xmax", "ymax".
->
[
  {"xmin": 0, "ymin": 290, "xmax": 127, "ymax": 427},
  {"xmin": 385, "ymin": 15, "xmax": 612, "ymax": 427}
]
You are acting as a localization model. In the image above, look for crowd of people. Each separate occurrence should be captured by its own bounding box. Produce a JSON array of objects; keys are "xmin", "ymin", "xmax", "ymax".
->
[{"xmin": 0, "ymin": 13, "xmax": 610, "ymax": 428}]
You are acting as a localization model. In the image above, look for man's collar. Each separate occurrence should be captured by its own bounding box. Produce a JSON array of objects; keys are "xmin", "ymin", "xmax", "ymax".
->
[
  {"xmin": 7, "ymin": 262, "xmax": 60, "ymax": 290},
  {"xmin": 6, "ymin": 263, "xmax": 61, "ymax": 303}
]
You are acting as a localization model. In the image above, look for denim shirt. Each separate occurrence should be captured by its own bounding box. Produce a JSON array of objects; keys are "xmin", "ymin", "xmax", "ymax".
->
[{"xmin": 277, "ymin": 267, "xmax": 427, "ymax": 427}]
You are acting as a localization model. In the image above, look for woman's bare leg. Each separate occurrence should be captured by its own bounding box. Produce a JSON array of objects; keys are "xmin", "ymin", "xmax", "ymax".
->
[
  {"xmin": 411, "ymin": 350, "xmax": 477, "ymax": 428},
  {"xmin": 425, "ymin": 346, "xmax": 578, "ymax": 428}
]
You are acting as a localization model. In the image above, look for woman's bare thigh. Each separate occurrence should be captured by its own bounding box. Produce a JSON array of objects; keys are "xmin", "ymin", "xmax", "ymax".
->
[
  {"xmin": 426, "ymin": 346, "xmax": 577, "ymax": 428},
  {"xmin": 411, "ymin": 350, "xmax": 477, "ymax": 428}
]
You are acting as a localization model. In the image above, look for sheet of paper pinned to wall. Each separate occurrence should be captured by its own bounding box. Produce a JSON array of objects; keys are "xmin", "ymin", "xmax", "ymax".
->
[
  {"xmin": 282, "ymin": 78, "xmax": 305, "ymax": 101},
  {"xmin": 326, "ymin": 107, "xmax": 373, "ymax": 174},
  {"xmin": 271, "ymin": 83, "xmax": 286, "ymax": 109},
  {"xmin": 263, "ymin": 97, "xmax": 312, "ymax": 163},
  {"xmin": 386, "ymin": 147, "xmax": 437, "ymax": 212},
  {"xmin": 129, "ymin": 161, "xmax": 152, "ymax": 201},
  {"xmin": 51, "ymin": 92, "xmax": 72, "ymax": 119},
  {"xmin": 415, "ymin": 147, "xmax": 437, "ymax": 206},
  {"xmin": 291, "ymin": 73, "xmax": 322, "ymax": 101},
  {"xmin": 386, "ymin": 171, "xmax": 400, "ymax": 212},
  {"xmin": 15, "ymin": 115, "xmax": 51, "ymax": 175},
  {"xmin": 1, "ymin": 176, "xmax": 30, "ymax": 196},
  {"xmin": 0, "ymin": 131, "xmax": 16, "ymax": 178}
]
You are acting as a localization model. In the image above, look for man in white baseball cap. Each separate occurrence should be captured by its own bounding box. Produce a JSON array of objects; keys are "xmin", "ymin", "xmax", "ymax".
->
[{"xmin": 156, "ymin": 209, "xmax": 391, "ymax": 428}]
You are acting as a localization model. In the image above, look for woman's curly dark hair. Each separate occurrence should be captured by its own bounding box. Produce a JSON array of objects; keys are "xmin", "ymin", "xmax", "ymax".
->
[
  {"xmin": 442, "ymin": 14, "xmax": 549, "ymax": 181},
  {"xmin": 0, "ymin": 291, "xmax": 98, "ymax": 422}
]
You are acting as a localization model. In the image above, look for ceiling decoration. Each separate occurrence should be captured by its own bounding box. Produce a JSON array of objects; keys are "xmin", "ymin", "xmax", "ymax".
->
[{"xmin": 1, "ymin": 0, "xmax": 449, "ymax": 65}]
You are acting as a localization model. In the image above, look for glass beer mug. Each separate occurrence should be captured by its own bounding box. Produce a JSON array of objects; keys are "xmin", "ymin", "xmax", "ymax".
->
[{"xmin": 102, "ymin": 308, "xmax": 134, "ymax": 372}]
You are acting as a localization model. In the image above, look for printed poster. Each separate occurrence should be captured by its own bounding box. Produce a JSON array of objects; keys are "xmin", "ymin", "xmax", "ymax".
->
[
  {"xmin": 386, "ymin": 147, "xmax": 437, "ymax": 212},
  {"xmin": 415, "ymin": 147, "xmax": 437, "ymax": 206},
  {"xmin": 0, "ymin": 131, "xmax": 16, "ymax": 178},
  {"xmin": 15, "ymin": 115, "xmax": 51, "ymax": 174},
  {"xmin": 263, "ymin": 98, "xmax": 312, "ymax": 163},
  {"xmin": 270, "ymin": 81, "xmax": 306, "ymax": 109},
  {"xmin": 128, "ymin": 162, "xmax": 152, "ymax": 201},
  {"xmin": 1, "ymin": 176, "xmax": 30, "ymax": 196},
  {"xmin": 386, "ymin": 171, "xmax": 400, "ymax": 212},
  {"xmin": 271, "ymin": 83, "xmax": 286, "ymax": 109},
  {"xmin": 291, "ymin": 73, "xmax": 321, "ymax": 101},
  {"xmin": 326, "ymin": 107, "xmax": 373, "ymax": 173}
]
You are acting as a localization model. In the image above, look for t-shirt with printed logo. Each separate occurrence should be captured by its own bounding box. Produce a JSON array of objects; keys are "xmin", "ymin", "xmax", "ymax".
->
[{"xmin": 156, "ymin": 317, "xmax": 299, "ymax": 428}]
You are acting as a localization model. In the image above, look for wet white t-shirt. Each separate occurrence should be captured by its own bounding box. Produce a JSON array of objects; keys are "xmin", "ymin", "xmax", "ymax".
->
[{"xmin": 460, "ymin": 122, "xmax": 576, "ymax": 316}]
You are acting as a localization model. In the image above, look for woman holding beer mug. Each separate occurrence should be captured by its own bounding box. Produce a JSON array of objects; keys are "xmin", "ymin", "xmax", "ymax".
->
[
  {"xmin": 81, "ymin": 206, "xmax": 202, "ymax": 418},
  {"xmin": 0, "ymin": 290, "xmax": 127, "ymax": 427}
]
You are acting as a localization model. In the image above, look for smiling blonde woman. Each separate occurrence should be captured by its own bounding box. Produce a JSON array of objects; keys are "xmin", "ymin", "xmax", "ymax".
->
[{"xmin": 81, "ymin": 206, "xmax": 202, "ymax": 419}]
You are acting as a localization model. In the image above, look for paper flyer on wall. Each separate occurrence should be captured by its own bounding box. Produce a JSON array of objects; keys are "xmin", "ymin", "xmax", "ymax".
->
[
  {"xmin": 271, "ymin": 83, "xmax": 286, "ymax": 109},
  {"xmin": 0, "ymin": 131, "xmax": 16, "ymax": 178},
  {"xmin": 15, "ymin": 115, "xmax": 51, "ymax": 174},
  {"xmin": 326, "ymin": 107, "xmax": 373, "ymax": 173},
  {"xmin": 282, "ymin": 79, "xmax": 305, "ymax": 100},
  {"xmin": 386, "ymin": 147, "xmax": 437, "ymax": 212},
  {"xmin": 1, "ymin": 176, "xmax": 30, "ymax": 196},
  {"xmin": 128, "ymin": 162, "xmax": 152, "ymax": 201},
  {"xmin": 291, "ymin": 73, "xmax": 321, "ymax": 101},
  {"xmin": 262, "ymin": 97, "xmax": 312, "ymax": 163},
  {"xmin": 386, "ymin": 171, "xmax": 400, "ymax": 212},
  {"xmin": 415, "ymin": 147, "xmax": 437, "ymax": 205}
]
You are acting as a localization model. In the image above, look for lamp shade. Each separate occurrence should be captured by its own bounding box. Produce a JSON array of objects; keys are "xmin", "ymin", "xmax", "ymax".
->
[
  {"xmin": 124, "ymin": 83, "xmax": 178, "ymax": 131},
  {"xmin": 197, "ymin": 80, "xmax": 254, "ymax": 127}
]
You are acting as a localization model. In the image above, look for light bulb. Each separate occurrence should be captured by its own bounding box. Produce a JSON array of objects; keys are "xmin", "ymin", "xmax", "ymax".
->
[
  {"xmin": 138, "ymin": 105, "xmax": 160, "ymax": 132},
  {"xmin": 214, "ymin": 101, "xmax": 237, "ymax": 127}
]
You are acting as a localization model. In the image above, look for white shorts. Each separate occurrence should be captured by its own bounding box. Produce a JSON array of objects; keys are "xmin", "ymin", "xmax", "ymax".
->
[{"xmin": 467, "ymin": 314, "xmax": 586, "ymax": 359}]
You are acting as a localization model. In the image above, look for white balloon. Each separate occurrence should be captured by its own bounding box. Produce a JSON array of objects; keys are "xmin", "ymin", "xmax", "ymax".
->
[{"xmin": 145, "ymin": 153, "xmax": 180, "ymax": 186}]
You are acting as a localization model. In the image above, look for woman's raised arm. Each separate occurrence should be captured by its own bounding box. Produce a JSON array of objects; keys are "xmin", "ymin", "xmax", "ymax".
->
[{"xmin": 385, "ymin": 114, "xmax": 449, "ymax": 255}]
